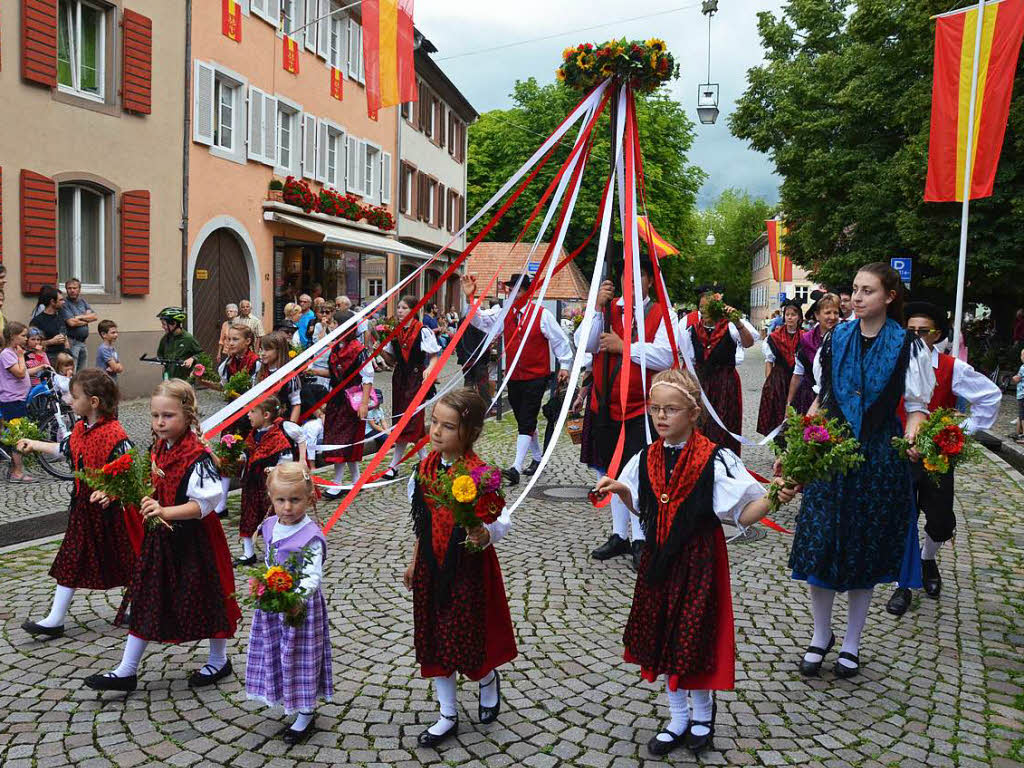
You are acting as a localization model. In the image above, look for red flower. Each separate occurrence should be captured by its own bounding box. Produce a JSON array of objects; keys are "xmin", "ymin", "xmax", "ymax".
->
[
  {"xmin": 934, "ymin": 425, "xmax": 964, "ymax": 456},
  {"xmin": 474, "ymin": 492, "xmax": 504, "ymax": 525},
  {"xmin": 103, "ymin": 453, "xmax": 133, "ymax": 477},
  {"xmin": 802, "ymin": 415, "xmax": 813, "ymax": 427}
]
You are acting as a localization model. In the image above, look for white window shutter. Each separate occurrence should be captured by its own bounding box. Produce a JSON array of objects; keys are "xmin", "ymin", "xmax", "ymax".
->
[
  {"xmin": 316, "ymin": 120, "xmax": 329, "ymax": 183},
  {"xmin": 381, "ymin": 152, "xmax": 392, "ymax": 204},
  {"xmin": 263, "ymin": 95, "xmax": 278, "ymax": 166},
  {"xmin": 248, "ymin": 86, "xmax": 265, "ymax": 160},
  {"xmin": 251, "ymin": 0, "xmax": 267, "ymax": 18},
  {"xmin": 346, "ymin": 18, "xmax": 359, "ymax": 79},
  {"xmin": 292, "ymin": 112, "xmax": 304, "ymax": 176},
  {"xmin": 302, "ymin": 113, "xmax": 317, "ymax": 179},
  {"xmin": 317, "ymin": 0, "xmax": 331, "ymax": 59},
  {"xmin": 193, "ymin": 61, "xmax": 216, "ymax": 145},
  {"xmin": 304, "ymin": 0, "xmax": 317, "ymax": 51},
  {"xmin": 266, "ymin": 0, "xmax": 281, "ymax": 27},
  {"xmin": 346, "ymin": 135, "xmax": 359, "ymax": 193},
  {"xmin": 357, "ymin": 25, "xmax": 365, "ymax": 83},
  {"xmin": 337, "ymin": 129, "xmax": 347, "ymax": 190}
]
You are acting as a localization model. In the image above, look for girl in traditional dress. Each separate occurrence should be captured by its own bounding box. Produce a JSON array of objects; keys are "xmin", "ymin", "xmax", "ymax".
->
[
  {"xmin": 235, "ymin": 396, "xmax": 305, "ymax": 566},
  {"xmin": 381, "ymin": 296, "xmax": 439, "ymax": 480},
  {"xmin": 786, "ymin": 293, "xmax": 840, "ymax": 414},
  {"xmin": 19, "ymin": 369, "xmax": 138, "ymax": 639},
  {"xmin": 258, "ymin": 332, "xmax": 301, "ymax": 423},
  {"xmin": 245, "ymin": 462, "xmax": 333, "ymax": 745},
  {"xmin": 403, "ymin": 388, "xmax": 517, "ymax": 748},
  {"xmin": 83, "ymin": 380, "xmax": 240, "ymax": 694},
  {"xmin": 322, "ymin": 310, "xmax": 373, "ymax": 496},
  {"xmin": 597, "ymin": 369, "xmax": 794, "ymax": 756},
  {"xmin": 788, "ymin": 263, "xmax": 934, "ymax": 679},
  {"xmin": 757, "ymin": 300, "xmax": 803, "ymax": 439},
  {"xmin": 214, "ymin": 323, "xmax": 260, "ymax": 515}
]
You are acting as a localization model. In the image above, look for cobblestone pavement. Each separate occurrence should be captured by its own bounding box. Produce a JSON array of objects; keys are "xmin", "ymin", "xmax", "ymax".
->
[{"xmin": 1, "ymin": 350, "xmax": 1021, "ymax": 767}]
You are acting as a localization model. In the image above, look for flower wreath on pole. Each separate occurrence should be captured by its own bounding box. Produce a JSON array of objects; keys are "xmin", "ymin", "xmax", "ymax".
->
[{"xmin": 557, "ymin": 38, "xmax": 677, "ymax": 93}]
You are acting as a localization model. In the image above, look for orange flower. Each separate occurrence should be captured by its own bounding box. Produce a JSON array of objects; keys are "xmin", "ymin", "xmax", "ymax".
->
[{"xmin": 265, "ymin": 566, "xmax": 294, "ymax": 593}]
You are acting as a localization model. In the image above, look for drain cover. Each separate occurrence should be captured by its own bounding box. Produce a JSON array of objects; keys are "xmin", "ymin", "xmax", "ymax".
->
[
  {"xmin": 539, "ymin": 486, "xmax": 591, "ymax": 500},
  {"xmin": 725, "ymin": 525, "xmax": 767, "ymax": 544}
]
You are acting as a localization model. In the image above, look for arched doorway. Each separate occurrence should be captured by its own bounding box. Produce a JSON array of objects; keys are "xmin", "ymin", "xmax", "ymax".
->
[{"xmin": 192, "ymin": 228, "xmax": 251, "ymax": 356}]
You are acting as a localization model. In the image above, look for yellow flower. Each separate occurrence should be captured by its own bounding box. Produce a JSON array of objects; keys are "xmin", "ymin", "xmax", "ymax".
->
[
  {"xmin": 288, "ymin": 349, "xmax": 297, "ymax": 358},
  {"xmin": 600, "ymin": 63, "xmax": 615, "ymax": 77},
  {"xmin": 556, "ymin": 68, "xmax": 566, "ymax": 82},
  {"xmin": 650, "ymin": 52, "xmax": 658, "ymax": 68},
  {"xmin": 576, "ymin": 52, "xmax": 593, "ymax": 71},
  {"xmin": 923, "ymin": 458, "xmax": 938, "ymax": 472},
  {"xmin": 265, "ymin": 565, "xmax": 288, "ymax": 580},
  {"xmin": 562, "ymin": 47, "xmax": 574, "ymax": 61},
  {"xmin": 452, "ymin": 475, "xmax": 478, "ymax": 503},
  {"xmin": 8, "ymin": 418, "xmax": 21, "ymax": 427},
  {"xmin": 646, "ymin": 38, "xmax": 666, "ymax": 52}
]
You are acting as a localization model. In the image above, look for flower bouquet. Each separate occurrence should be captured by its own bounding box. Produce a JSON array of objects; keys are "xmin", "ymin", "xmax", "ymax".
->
[
  {"xmin": 892, "ymin": 408, "xmax": 981, "ymax": 480},
  {"xmin": 557, "ymin": 38, "xmax": 678, "ymax": 94},
  {"xmin": 289, "ymin": 344, "xmax": 302, "ymax": 359},
  {"xmin": 373, "ymin": 315, "xmax": 397, "ymax": 338},
  {"xmin": 1, "ymin": 417, "xmax": 44, "ymax": 465},
  {"xmin": 212, "ymin": 433, "xmax": 246, "ymax": 477},
  {"xmin": 223, "ymin": 370, "xmax": 253, "ymax": 402},
  {"xmin": 188, "ymin": 353, "xmax": 219, "ymax": 387},
  {"xmin": 420, "ymin": 460, "xmax": 505, "ymax": 551},
  {"xmin": 703, "ymin": 296, "xmax": 741, "ymax": 324},
  {"xmin": 768, "ymin": 408, "xmax": 864, "ymax": 513},
  {"xmin": 76, "ymin": 449, "xmax": 167, "ymax": 530},
  {"xmin": 238, "ymin": 550, "xmax": 313, "ymax": 627}
]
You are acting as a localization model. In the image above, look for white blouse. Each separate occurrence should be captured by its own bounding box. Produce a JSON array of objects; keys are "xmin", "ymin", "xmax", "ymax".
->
[
  {"xmin": 390, "ymin": 327, "xmax": 441, "ymax": 356},
  {"xmin": 407, "ymin": 461, "xmax": 512, "ymax": 545},
  {"xmin": 617, "ymin": 442, "xmax": 765, "ymax": 533},
  {"xmin": 159, "ymin": 438, "xmax": 224, "ymax": 518},
  {"xmin": 267, "ymin": 515, "xmax": 324, "ymax": 594}
]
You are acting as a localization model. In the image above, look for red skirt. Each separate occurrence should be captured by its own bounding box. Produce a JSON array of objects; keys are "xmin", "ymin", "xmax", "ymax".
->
[
  {"xmin": 413, "ymin": 546, "xmax": 518, "ymax": 681},
  {"xmin": 623, "ymin": 526, "xmax": 735, "ymax": 691},
  {"xmin": 393, "ymin": 367, "xmax": 426, "ymax": 442},
  {"xmin": 322, "ymin": 395, "xmax": 364, "ymax": 464},
  {"xmin": 49, "ymin": 492, "xmax": 136, "ymax": 590},
  {"xmin": 239, "ymin": 471, "xmax": 270, "ymax": 538},
  {"xmin": 698, "ymin": 365, "xmax": 742, "ymax": 455},
  {"xmin": 757, "ymin": 364, "xmax": 790, "ymax": 436}
]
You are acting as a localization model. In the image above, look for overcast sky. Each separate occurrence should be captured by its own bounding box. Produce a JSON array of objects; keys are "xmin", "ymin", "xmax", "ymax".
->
[{"xmin": 415, "ymin": 0, "xmax": 787, "ymax": 208}]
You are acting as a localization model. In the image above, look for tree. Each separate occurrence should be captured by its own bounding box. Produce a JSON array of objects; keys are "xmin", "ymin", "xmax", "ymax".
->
[
  {"xmin": 467, "ymin": 78, "xmax": 706, "ymax": 299},
  {"xmin": 729, "ymin": 0, "xmax": 1024, "ymax": 329}
]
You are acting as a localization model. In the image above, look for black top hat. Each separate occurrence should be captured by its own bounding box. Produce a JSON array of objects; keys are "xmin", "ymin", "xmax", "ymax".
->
[
  {"xmin": 779, "ymin": 298, "xmax": 804, "ymax": 321},
  {"xmin": 503, "ymin": 273, "xmax": 532, "ymax": 291},
  {"xmin": 904, "ymin": 301, "xmax": 948, "ymax": 333}
]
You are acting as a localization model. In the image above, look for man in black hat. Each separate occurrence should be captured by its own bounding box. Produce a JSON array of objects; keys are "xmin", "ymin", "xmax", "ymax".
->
[
  {"xmin": 462, "ymin": 272, "xmax": 572, "ymax": 484},
  {"xmin": 885, "ymin": 301, "xmax": 1001, "ymax": 617}
]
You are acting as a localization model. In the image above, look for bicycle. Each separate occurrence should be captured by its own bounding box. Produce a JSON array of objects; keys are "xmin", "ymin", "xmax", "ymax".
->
[{"xmin": 0, "ymin": 370, "xmax": 77, "ymax": 481}]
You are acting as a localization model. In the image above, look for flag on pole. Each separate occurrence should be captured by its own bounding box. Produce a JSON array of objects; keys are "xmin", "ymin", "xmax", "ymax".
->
[
  {"xmin": 766, "ymin": 219, "xmax": 792, "ymax": 282},
  {"xmin": 283, "ymin": 35, "xmax": 300, "ymax": 74},
  {"xmin": 330, "ymin": 67, "xmax": 344, "ymax": 100},
  {"xmin": 636, "ymin": 215, "xmax": 679, "ymax": 257},
  {"xmin": 222, "ymin": 0, "xmax": 242, "ymax": 42},
  {"xmin": 925, "ymin": 0, "xmax": 1024, "ymax": 202},
  {"xmin": 362, "ymin": 0, "xmax": 417, "ymax": 118}
]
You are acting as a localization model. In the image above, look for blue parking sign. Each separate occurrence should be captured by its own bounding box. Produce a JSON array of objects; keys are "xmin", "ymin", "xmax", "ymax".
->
[
  {"xmin": 891, "ymin": 257, "xmax": 912, "ymax": 287},
  {"xmin": 778, "ymin": 292, "xmax": 787, "ymax": 303}
]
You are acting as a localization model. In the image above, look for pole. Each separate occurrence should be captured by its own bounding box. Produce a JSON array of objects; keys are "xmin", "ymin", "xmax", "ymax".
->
[{"xmin": 952, "ymin": 0, "xmax": 986, "ymax": 356}]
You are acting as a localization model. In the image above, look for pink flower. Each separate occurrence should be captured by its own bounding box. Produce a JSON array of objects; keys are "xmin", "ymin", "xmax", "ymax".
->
[
  {"xmin": 375, "ymin": 324, "xmax": 386, "ymax": 332},
  {"xmin": 192, "ymin": 363, "xmax": 206, "ymax": 378},
  {"xmin": 248, "ymin": 578, "xmax": 259, "ymax": 596},
  {"xmin": 256, "ymin": 582, "xmax": 266, "ymax": 597},
  {"xmin": 803, "ymin": 425, "xmax": 830, "ymax": 443},
  {"xmin": 222, "ymin": 434, "xmax": 239, "ymax": 448},
  {"xmin": 470, "ymin": 464, "xmax": 502, "ymax": 494}
]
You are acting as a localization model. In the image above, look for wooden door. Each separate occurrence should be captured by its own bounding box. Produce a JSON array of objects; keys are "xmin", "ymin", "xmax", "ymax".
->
[{"xmin": 192, "ymin": 229, "xmax": 251, "ymax": 357}]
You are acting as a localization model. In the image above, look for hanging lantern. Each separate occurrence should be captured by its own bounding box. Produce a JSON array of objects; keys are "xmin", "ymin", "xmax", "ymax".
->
[{"xmin": 697, "ymin": 1, "xmax": 720, "ymax": 125}]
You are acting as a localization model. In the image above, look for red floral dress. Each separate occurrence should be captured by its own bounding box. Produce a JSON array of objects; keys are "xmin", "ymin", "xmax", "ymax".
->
[
  {"xmin": 322, "ymin": 340, "xmax": 368, "ymax": 464},
  {"xmin": 239, "ymin": 419, "xmax": 296, "ymax": 538}
]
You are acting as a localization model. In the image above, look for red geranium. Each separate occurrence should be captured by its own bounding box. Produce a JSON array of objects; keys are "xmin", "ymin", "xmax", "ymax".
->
[
  {"xmin": 935, "ymin": 425, "xmax": 965, "ymax": 456},
  {"xmin": 103, "ymin": 453, "xmax": 134, "ymax": 477}
]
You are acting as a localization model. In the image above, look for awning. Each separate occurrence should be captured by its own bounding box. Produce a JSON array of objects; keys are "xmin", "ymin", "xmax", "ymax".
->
[{"xmin": 268, "ymin": 211, "xmax": 435, "ymax": 260}]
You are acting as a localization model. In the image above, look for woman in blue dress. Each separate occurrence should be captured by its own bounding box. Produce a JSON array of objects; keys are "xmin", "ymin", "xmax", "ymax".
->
[{"xmin": 787, "ymin": 262, "xmax": 935, "ymax": 679}]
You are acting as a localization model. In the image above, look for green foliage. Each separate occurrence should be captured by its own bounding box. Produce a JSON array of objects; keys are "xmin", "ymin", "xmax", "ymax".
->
[
  {"xmin": 729, "ymin": 0, "xmax": 1024, "ymax": 313},
  {"xmin": 223, "ymin": 370, "xmax": 253, "ymax": 402},
  {"xmin": 892, "ymin": 407, "xmax": 982, "ymax": 478},
  {"xmin": 75, "ymin": 449, "xmax": 158, "ymax": 527}
]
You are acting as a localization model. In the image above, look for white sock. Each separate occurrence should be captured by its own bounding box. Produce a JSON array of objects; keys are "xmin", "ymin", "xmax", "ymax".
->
[
  {"xmin": 659, "ymin": 682, "xmax": 689, "ymax": 740},
  {"xmin": 921, "ymin": 532, "xmax": 943, "ymax": 561},
  {"xmin": 690, "ymin": 689, "xmax": 713, "ymax": 736},
  {"xmin": 346, "ymin": 462, "xmax": 359, "ymax": 483},
  {"xmin": 428, "ymin": 673, "xmax": 458, "ymax": 736},
  {"xmin": 290, "ymin": 711, "xmax": 315, "ymax": 731},
  {"xmin": 241, "ymin": 537, "xmax": 255, "ymax": 559},
  {"xmin": 630, "ymin": 511, "xmax": 645, "ymax": 542},
  {"xmin": 513, "ymin": 435, "xmax": 531, "ymax": 472},
  {"xmin": 206, "ymin": 638, "xmax": 228, "ymax": 671},
  {"xmin": 805, "ymin": 585, "xmax": 835, "ymax": 663},
  {"xmin": 217, "ymin": 477, "xmax": 230, "ymax": 512},
  {"xmin": 610, "ymin": 491, "xmax": 630, "ymax": 540},
  {"xmin": 391, "ymin": 442, "xmax": 408, "ymax": 470},
  {"xmin": 112, "ymin": 634, "xmax": 148, "ymax": 677},
  {"xmin": 333, "ymin": 464, "xmax": 346, "ymax": 485},
  {"xmin": 529, "ymin": 432, "xmax": 542, "ymax": 460},
  {"xmin": 839, "ymin": 588, "xmax": 872, "ymax": 667},
  {"xmin": 479, "ymin": 670, "xmax": 498, "ymax": 708},
  {"xmin": 39, "ymin": 585, "xmax": 75, "ymax": 628}
]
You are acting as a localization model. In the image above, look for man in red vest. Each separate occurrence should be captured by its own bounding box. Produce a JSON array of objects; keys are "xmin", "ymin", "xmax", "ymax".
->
[
  {"xmin": 462, "ymin": 273, "xmax": 572, "ymax": 485},
  {"xmin": 886, "ymin": 302, "xmax": 1001, "ymax": 617},
  {"xmin": 579, "ymin": 258, "xmax": 672, "ymax": 568}
]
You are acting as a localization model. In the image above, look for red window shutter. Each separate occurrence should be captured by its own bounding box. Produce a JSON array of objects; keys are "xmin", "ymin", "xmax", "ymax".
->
[
  {"xmin": 20, "ymin": 169, "xmax": 57, "ymax": 295},
  {"xmin": 122, "ymin": 10, "xmax": 153, "ymax": 114},
  {"xmin": 120, "ymin": 190, "xmax": 150, "ymax": 295},
  {"xmin": 22, "ymin": 0, "xmax": 58, "ymax": 87}
]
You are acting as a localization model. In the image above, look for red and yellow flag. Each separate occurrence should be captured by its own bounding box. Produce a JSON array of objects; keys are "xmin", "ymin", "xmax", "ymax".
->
[
  {"xmin": 766, "ymin": 219, "xmax": 792, "ymax": 282},
  {"xmin": 636, "ymin": 215, "xmax": 679, "ymax": 257},
  {"xmin": 330, "ymin": 67, "xmax": 344, "ymax": 100},
  {"xmin": 925, "ymin": 0, "xmax": 1024, "ymax": 202},
  {"xmin": 362, "ymin": 0, "xmax": 417, "ymax": 118},
  {"xmin": 222, "ymin": 0, "xmax": 242, "ymax": 42},
  {"xmin": 283, "ymin": 35, "xmax": 300, "ymax": 74}
]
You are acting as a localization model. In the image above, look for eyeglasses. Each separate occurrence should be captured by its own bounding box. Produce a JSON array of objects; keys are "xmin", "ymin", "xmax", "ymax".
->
[
  {"xmin": 648, "ymin": 404, "xmax": 685, "ymax": 418},
  {"xmin": 909, "ymin": 328, "xmax": 937, "ymax": 337}
]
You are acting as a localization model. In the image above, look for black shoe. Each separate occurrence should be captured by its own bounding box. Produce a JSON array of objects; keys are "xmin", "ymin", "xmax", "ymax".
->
[
  {"xmin": 834, "ymin": 652, "xmax": 860, "ymax": 679},
  {"xmin": 798, "ymin": 632, "xmax": 835, "ymax": 677},
  {"xmin": 921, "ymin": 559, "xmax": 942, "ymax": 598},
  {"xmin": 21, "ymin": 620, "xmax": 64, "ymax": 639},
  {"xmin": 323, "ymin": 487, "xmax": 344, "ymax": 499},
  {"xmin": 685, "ymin": 701, "xmax": 717, "ymax": 754},
  {"xmin": 591, "ymin": 534, "xmax": 630, "ymax": 561},
  {"xmin": 647, "ymin": 728, "xmax": 688, "ymax": 756},
  {"xmin": 522, "ymin": 459, "xmax": 541, "ymax": 477},
  {"xmin": 501, "ymin": 467, "xmax": 520, "ymax": 486},
  {"xmin": 886, "ymin": 587, "xmax": 913, "ymax": 617},
  {"xmin": 417, "ymin": 714, "xmax": 459, "ymax": 748},
  {"xmin": 188, "ymin": 660, "xmax": 233, "ymax": 688},
  {"xmin": 282, "ymin": 718, "xmax": 315, "ymax": 745},
  {"xmin": 233, "ymin": 555, "xmax": 257, "ymax": 567},
  {"xmin": 381, "ymin": 467, "xmax": 398, "ymax": 481},
  {"xmin": 84, "ymin": 672, "xmax": 138, "ymax": 693},
  {"xmin": 631, "ymin": 540, "xmax": 645, "ymax": 571},
  {"xmin": 478, "ymin": 670, "xmax": 501, "ymax": 724}
]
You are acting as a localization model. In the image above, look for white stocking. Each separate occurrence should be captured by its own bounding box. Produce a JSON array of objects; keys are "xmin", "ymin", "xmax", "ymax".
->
[
  {"xmin": 427, "ymin": 673, "xmax": 458, "ymax": 736},
  {"xmin": 291, "ymin": 710, "xmax": 315, "ymax": 731},
  {"xmin": 346, "ymin": 462, "xmax": 359, "ymax": 483},
  {"xmin": 658, "ymin": 681, "xmax": 689, "ymax": 740},
  {"xmin": 529, "ymin": 432, "xmax": 542, "ymax": 460},
  {"xmin": 630, "ymin": 511, "xmax": 645, "ymax": 542},
  {"xmin": 207, "ymin": 638, "xmax": 228, "ymax": 671},
  {"xmin": 217, "ymin": 476, "xmax": 230, "ymax": 512},
  {"xmin": 513, "ymin": 435, "xmax": 531, "ymax": 472},
  {"xmin": 479, "ymin": 670, "xmax": 498, "ymax": 708},
  {"xmin": 840, "ymin": 588, "xmax": 873, "ymax": 666},
  {"xmin": 609, "ymin": 491, "xmax": 630, "ymax": 540},
  {"xmin": 241, "ymin": 537, "xmax": 255, "ymax": 559},
  {"xmin": 690, "ymin": 689, "xmax": 713, "ymax": 736},
  {"xmin": 921, "ymin": 533, "xmax": 943, "ymax": 561},
  {"xmin": 390, "ymin": 442, "xmax": 408, "ymax": 470},
  {"xmin": 112, "ymin": 634, "xmax": 148, "ymax": 677},
  {"xmin": 805, "ymin": 585, "xmax": 835, "ymax": 663},
  {"xmin": 39, "ymin": 585, "xmax": 75, "ymax": 628},
  {"xmin": 332, "ymin": 464, "xmax": 346, "ymax": 485}
]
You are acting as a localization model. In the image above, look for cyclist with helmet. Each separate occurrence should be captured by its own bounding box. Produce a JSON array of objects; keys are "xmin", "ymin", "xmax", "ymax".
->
[{"xmin": 156, "ymin": 307, "xmax": 203, "ymax": 380}]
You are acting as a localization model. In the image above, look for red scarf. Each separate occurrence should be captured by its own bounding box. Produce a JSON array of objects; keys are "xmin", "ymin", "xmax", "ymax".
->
[
  {"xmin": 395, "ymin": 319, "xmax": 423, "ymax": 363},
  {"xmin": 244, "ymin": 418, "xmax": 294, "ymax": 467},
  {"xmin": 226, "ymin": 350, "xmax": 259, "ymax": 377},
  {"xmin": 151, "ymin": 431, "xmax": 210, "ymax": 508},
  {"xmin": 769, "ymin": 326, "xmax": 800, "ymax": 369},
  {"xmin": 69, "ymin": 418, "xmax": 128, "ymax": 494},
  {"xmin": 419, "ymin": 450, "xmax": 485, "ymax": 563},
  {"xmin": 330, "ymin": 339, "xmax": 365, "ymax": 379},
  {"xmin": 646, "ymin": 432, "xmax": 717, "ymax": 547},
  {"xmin": 693, "ymin": 318, "xmax": 731, "ymax": 359}
]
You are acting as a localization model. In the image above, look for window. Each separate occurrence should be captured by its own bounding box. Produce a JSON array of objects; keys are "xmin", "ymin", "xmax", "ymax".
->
[
  {"xmin": 275, "ymin": 98, "xmax": 302, "ymax": 176},
  {"xmin": 214, "ymin": 79, "xmax": 236, "ymax": 150},
  {"xmin": 427, "ymin": 179, "xmax": 437, "ymax": 225},
  {"xmin": 251, "ymin": 0, "xmax": 280, "ymax": 28},
  {"xmin": 364, "ymin": 142, "xmax": 380, "ymax": 201},
  {"xmin": 194, "ymin": 62, "xmax": 249, "ymax": 164},
  {"xmin": 401, "ymin": 102, "xmax": 412, "ymax": 122},
  {"xmin": 58, "ymin": 184, "xmax": 108, "ymax": 291},
  {"xmin": 328, "ymin": 4, "xmax": 345, "ymax": 69},
  {"xmin": 281, "ymin": 0, "xmax": 299, "ymax": 35},
  {"xmin": 367, "ymin": 277, "xmax": 384, "ymax": 297},
  {"xmin": 795, "ymin": 285, "xmax": 809, "ymax": 302},
  {"xmin": 279, "ymin": 111, "xmax": 293, "ymax": 168},
  {"xmin": 347, "ymin": 17, "xmax": 364, "ymax": 83},
  {"xmin": 57, "ymin": 0, "xmax": 106, "ymax": 100},
  {"xmin": 316, "ymin": 120, "xmax": 345, "ymax": 189},
  {"xmin": 399, "ymin": 162, "xmax": 415, "ymax": 215}
]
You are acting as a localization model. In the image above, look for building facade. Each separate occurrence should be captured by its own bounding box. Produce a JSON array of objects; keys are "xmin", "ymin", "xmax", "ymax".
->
[
  {"xmin": 748, "ymin": 231, "xmax": 815, "ymax": 331},
  {"xmin": 0, "ymin": 0, "xmax": 185, "ymax": 397}
]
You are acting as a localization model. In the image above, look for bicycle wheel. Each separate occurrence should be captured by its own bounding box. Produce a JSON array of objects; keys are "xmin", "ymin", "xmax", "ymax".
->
[{"xmin": 36, "ymin": 411, "xmax": 75, "ymax": 481}]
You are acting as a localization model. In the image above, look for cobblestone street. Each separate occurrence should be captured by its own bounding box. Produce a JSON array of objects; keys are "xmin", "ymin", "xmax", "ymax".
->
[{"xmin": 0, "ymin": 351, "xmax": 1021, "ymax": 767}]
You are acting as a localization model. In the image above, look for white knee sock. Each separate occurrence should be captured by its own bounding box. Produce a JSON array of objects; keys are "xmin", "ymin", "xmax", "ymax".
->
[
  {"xmin": 479, "ymin": 670, "xmax": 498, "ymax": 708},
  {"xmin": 112, "ymin": 633, "xmax": 148, "ymax": 677},
  {"xmin": 840, "ymin": 588, "xmax": 873, "ymax": 666},
  {"xmin": 529, "ymin": 432, "xmax": 542, "ymax": 460},
  {"xmin": 346, "ymin": 462, "xmax": 359, "ymax": 483},
  {"xmin": 391, "ymin": 442, "xmax": 408, "ymax": 470},
  {"xmin": 630, "ymin": 511, "xmax": 645, "ymax": 542},
  {"xmin": 290, "ymin": 710, "xmax": 315, "ymax": 731},
  {"xmin": 659, "ymin": 682, "xmax": 689, "ymax": 740},
  {"xmin": 39, "ymin": 585, "xmax": 75, "ymax": 628},
  {"xmin": 241, "ymin": 537, "xmax": 255, "ymax": 559},
  {"xmin": 609, "ymin": 492, "xmax": 630, "ymax": 540},
  {"xmin": 428, "ymin": 673, "xmax": 458, "ymax": 736},
  {"xmin": 513, "ymin": 435, "xmax": 531, "ymax": 471},
  {"xmin": 921, "ymin": 532, "xmax": 943, "ymax": 561},
  {"xmin": 690, "ymin": 689, "xmax": 714, "ymax": 736},
  {"xmin": 333, "ymin": 464, "xmax": 346, "ymax": 485},
  {"xmin": 217, "ymin": 477, "xmax": 230, "ymax": 512},
  {"xmin": 805, "ymin": 585, "xmax": 835, "ymax": 662},
  {"xmin": 207, "ymin": 638, "xmax": 228, "ymax": 671}
]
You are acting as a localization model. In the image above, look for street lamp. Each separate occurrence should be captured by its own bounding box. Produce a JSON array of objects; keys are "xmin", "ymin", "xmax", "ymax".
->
[
  {"xmin": 697, "ymin": 1, "xmax": 720, "ymax": 125},
  {"xmin": 705, "ymin": 230, "xmax": 716, "ymax": 247}
]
